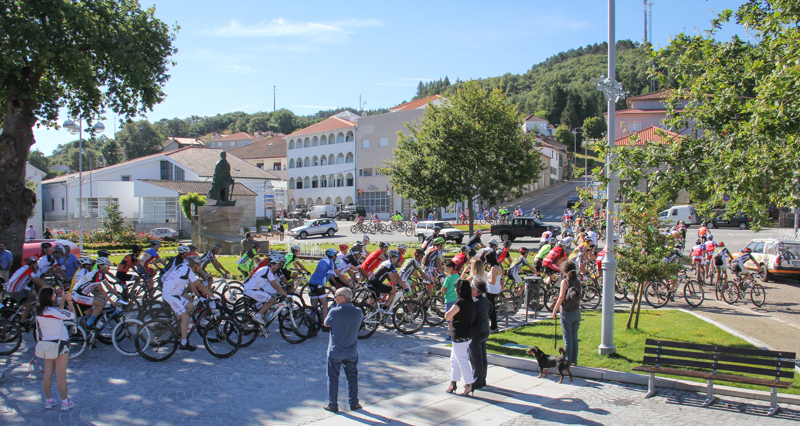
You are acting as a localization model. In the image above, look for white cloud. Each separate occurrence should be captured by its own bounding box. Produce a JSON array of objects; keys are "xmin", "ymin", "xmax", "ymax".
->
[{"xmin": 209, "ymin": 18, "xmax": 383, "ymax": 39}]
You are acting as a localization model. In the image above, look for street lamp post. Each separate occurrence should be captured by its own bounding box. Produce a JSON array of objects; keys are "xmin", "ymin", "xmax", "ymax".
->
[
  {"xmin": 592, "ymin": 0, "xmax": 628, "ymax": 356},
  {"xmin": 62, "ymin": 118, "xmax": 105, "ymax": 251}
]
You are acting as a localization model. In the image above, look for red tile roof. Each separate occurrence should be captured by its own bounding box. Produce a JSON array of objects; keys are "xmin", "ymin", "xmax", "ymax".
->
[
  {"xmin": 390, "ymin": 94, "xmax": 442, "ymax": 112},
  {"xmin": 614, "ymin": 125, "xmax": 681, "ymax": 146},
  {"xmin": 286, "ymin": 116, "xmax": 355, "ymax": 137},
  {"xmin": 216, "ymin": 132, "xmax": 263, "ymax": 141}
]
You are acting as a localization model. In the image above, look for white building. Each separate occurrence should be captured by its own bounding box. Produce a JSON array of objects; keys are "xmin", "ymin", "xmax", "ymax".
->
[
  {"xmin": 26, "ymin": 163, "xmax": 45, "ymax": 236},
  {"xmin": 41, "ymin": 147, "xmax": 279, "ymax": 235},
  {"xmin": 285, "ymin": 111, "xmax": 358, "ymax": 210}
]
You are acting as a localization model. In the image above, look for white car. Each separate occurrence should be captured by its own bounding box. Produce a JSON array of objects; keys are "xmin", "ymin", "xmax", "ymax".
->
[
  {"xmin": 414, "ymin": 221, "xmax": 463, "ymax": 244},
  {"xmin": 151, "ymin": 227, "xmax": 180, "ymax": 241},
  {"xmin": 289, "ymin": 219, "xmax": 338, "ymax": 239}
]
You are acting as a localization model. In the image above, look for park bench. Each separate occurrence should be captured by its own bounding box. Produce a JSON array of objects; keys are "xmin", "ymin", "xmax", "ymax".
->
[
  {"xmin": 632, "ymin": 339, "xmax": 796, "ymax": 416},
  {"xmin": 496, "ymin": 294, "xmax": 523, "ymax": 327}
]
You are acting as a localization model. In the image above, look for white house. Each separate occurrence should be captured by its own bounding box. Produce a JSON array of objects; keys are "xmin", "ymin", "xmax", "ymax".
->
[
  {"xmin": 26, "ymin": 163, "xmax": 45, "ymax": 236},
  {"xmin": 285, "ymin": 111, "xmax": 358, "ymax": 210},
  {"xmin": 41, "ymin": 147, "xmax": 279, "ymax": 235}
]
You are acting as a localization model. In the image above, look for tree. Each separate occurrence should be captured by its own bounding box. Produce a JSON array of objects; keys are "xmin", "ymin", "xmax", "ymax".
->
[
  {"xmin": 383, "ymin": 81, "xmax": 544, "ymax": 236},
  {"xmin": 553, "ymin": 125, "xmax": 575, "ymax": 150},
  {"xmin": 608, "ymin": 0, "xmax": 800, "ymax": 226},
  {"xmin": 583, "ymin": 116, "xmax": 607, "ymax": 140},
  {"xmin": 0, "ymin": 1, "xmax": 176, "ymax": 267},
  {"xmin": 101, "ymin": 140, "xmax": 124, "ymax": 166},
  {"xmin": 179, "ymin": 192, "xmax": 206, "ymax": 220},
  {"xmin": 560, "ymin": 91, "xmax": 583, "ymax": 129},
  {"xmin": 118, "ymin": 120, "xmax": 165, "ymax": 160}
]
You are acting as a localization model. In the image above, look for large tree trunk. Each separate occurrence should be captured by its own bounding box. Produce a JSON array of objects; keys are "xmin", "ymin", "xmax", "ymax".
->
[{"xmin": 0, "ymin": 84, "xmax": 38, "ymax": 270}]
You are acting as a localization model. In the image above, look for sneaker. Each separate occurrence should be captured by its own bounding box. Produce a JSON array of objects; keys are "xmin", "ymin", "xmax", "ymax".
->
[
  {"xmin": 45, "ymin": 399, "xmax": 57, "ymax": 409},
  {"xmin": 251, "ymin": 313, "xmax": 266, "ymax": 325},
  {"xmin": 179, "ymin": 342, "xmax": 197, "ymax": 352},
  {"xmin": 61, "ymin": 399, "xmax": 75, "ymax": 411}
]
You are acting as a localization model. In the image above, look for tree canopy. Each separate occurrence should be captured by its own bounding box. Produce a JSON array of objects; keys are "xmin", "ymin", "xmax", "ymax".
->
[{"xmin": 383, "ymin": 81, "xmax": 545, "ymax": 235}]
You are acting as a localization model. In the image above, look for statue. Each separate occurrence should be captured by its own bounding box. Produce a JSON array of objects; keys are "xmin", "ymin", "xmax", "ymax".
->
[{"xmin": 208, "ymin": 151, "xmax": 236, "ymax": 206}]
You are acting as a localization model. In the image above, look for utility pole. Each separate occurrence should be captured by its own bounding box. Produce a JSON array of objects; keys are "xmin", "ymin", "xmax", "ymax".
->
[{"xmin": 273, "ymin": 86, "xmax": 276, "ymax": 112}]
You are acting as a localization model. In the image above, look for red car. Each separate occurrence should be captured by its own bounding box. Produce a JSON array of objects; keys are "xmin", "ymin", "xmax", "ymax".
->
[{"xmin": 23, "ymin": 239, "xmax": 81, "ymax": 259}]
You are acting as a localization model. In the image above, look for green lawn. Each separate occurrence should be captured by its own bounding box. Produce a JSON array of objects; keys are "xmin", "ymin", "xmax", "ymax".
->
[{"xmin": 488, "ymin": 310, "xmax": 799, "ymax": 395}]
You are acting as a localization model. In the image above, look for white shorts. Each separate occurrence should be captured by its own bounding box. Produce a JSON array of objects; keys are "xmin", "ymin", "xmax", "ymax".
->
[
  {"xmin": 244, "ymin": 289, "xmax": 273, "ymax": 304},
  {"xmin": 163, "ymin": 293, "xmax": 189, "ymax": 316},
  {"xmin": 71, "ymin": 292, "xmax": 96, "ymax": 306}
]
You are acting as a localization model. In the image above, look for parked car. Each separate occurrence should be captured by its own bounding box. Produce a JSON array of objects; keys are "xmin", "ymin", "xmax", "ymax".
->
[
  {"xmin": 711, "ymin": 211, "xmax": 750, "ymax": 230},
  {"xmin": 288, "ymin": 218, "xmax": 338, "ymax": 239},
  {"xmin": 657, "ymin": 205, "xmax": 699, "ymax": 226},
  {"xmin": 335, "ymin": 206, "xmax": 366, "ymax": 221},
  {"xmin": 490, "ymin": 217, "xmax": 560, "ymax": 242},
  {"xmin": 738, "ymin": 238, "xmax": 800, "ymax": 282},
  {"xmin": 307, "ymin": 205, "xmax": 337, "ymax": 219},
  {"xmin": 289, "ymin": 205, "xmax": 308, "ymax": 219},
  {"xmin": 23, "ymin": 239, "xmax": 80, "ymax": 259},
  {"xmin": 567, "ymin": 196, "xmax": 582, "ymax": 208},
  {"xmin": 414, "ymin": 221, "xmax": 463, "ymax": 244},
  {"xmin": 151, "ymin": 227, "xmax": 180, "ymax": 241}
]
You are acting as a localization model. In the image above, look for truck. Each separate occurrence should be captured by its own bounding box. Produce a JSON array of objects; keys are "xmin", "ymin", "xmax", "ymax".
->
[{"xmin": 490, "ymin": 217, "xmax": 560, "ymax": 242}]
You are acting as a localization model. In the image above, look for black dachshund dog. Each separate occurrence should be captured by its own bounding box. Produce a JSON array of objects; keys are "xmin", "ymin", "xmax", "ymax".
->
[{"xmin": 526, "ymin": 346, "xmax": 573, "ymax": 383}]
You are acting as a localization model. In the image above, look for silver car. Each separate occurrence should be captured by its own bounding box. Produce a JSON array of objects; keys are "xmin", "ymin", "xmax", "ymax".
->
[
  {"xmin": 151, "ymin": 227, "xmax": 180, "ymax": 241},
  {"xmin": 289, "ymin": 219, "xmax": 338, "ymax": 239}
]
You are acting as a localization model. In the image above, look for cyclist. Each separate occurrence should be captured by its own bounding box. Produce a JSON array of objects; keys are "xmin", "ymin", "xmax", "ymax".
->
[
  {"xmin": 6, "ymin": 256, "xmax": 48, "ymax": 330},
  {"xmin": 72, "ymin": 257, "xmax": 121, "ymax": 330},
  {"xmin": 116, "ymin": 245, "xmax": 144, "ymax": 287},
  {"xmin": 361, "ymin": 241, "xmax": 390, "ymax": 276},
  {"xmin": 507, "ymin": 248, "xmax": 535, "ymax": 291},
  {"xmin": 139, "ymin": 240, "xmax": 168, "ymax": 286},
  {"xmin": 237, "ymin": 241, "xmax": 262, "ymax": 277},
  {"xmin": 200, "ymin": 242, "xmax": 231, "ymax": 281},
  {"xmin": 690, "ymin": 238, "xmax": 707, "ymax": 277},
  {"xmin": 421, "ymin": 226, "xmax": 442, "ymax": 251},
  {"xmin": 452, "ymin": 245, "xmax": 471, "ymax": 274},
  {"xmin": 283, "ymin": 244, "xmax": 311, "ymax": 281},
  {"xmin": 534, "ymin": 237, "xmax": 555, "ymax": 273},
  {"xmin": 161, "ymin": 254, "xmax": 218, "ymax": 351},
  {"xmin": 422, "ymin": 237, "xmax": 446, "ymax": 277},
  {"xmin": 465, "ymin": 229, "xmax": 486, "ymax": 251},
  {"xmin": 367, "ymin": 250, "xmax": 409, "ymax": 312},
  {"xmin": 398, "ymin": 249, "xmax": 432, "ymax": 291},
  {"xmin": 711, "ymin": 242, "xmax": 733, "ymax": 283},
  {"xmin": 729, "ymin": 247, "xmax": 756, "ymax": 285},
  {"xmin": 308, "ymin": 248, "xmax": 349, "ymax": 331},
  {"xmin": 244, "ymin": 256, "xmax": 291, "ymax": 325}
]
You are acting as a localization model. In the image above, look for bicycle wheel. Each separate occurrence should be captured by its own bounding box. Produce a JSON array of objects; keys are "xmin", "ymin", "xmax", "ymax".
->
[
  {"xmin": 643, "ymin": 281, "xmax": 670, "ymax": 308},
  {"xmin": 356, "ymin": 303, "xmax": 379, "ymax": 339},
  {"xmin": 581, "ymin": 285, "xmax": 601, "ymax": 310},
  {"xmin": 136, "ymin": 318, "xmax": 179, "ymax": 362},
  {"xmin": 683, "ymin": 280, "xmax": 704, "ymax": 307},
  {"xmin": 543, "ymin": 287, "xmax": 560, "ymax": 312},
  {"xmin": 0, "ymin": 319, "xmax": 22, "ymax": 355},
  {"xmin": 424, "ymin": 294, "xmax": 445, "ymax": 326},
  {"xmin": 750, "ymin": 283, "xmax": 766, "ymax": 307},
  {"xmin": 721, "ymin": 281, "xmax": 740, "ymax": 304},
  {"xmin": 203, "ymin": 316, "xmax": 242, "ymax": 358},
  {"xmin": 392, "ymin": 300, "xmax": 426, "ymax": 335},
  {"xmin": 279, "ymin": 309, "xmax": 311, "ymax": 344},
  {"xmin": 112, "ymin": 318, "xmax": 146, "ymax": 356}
]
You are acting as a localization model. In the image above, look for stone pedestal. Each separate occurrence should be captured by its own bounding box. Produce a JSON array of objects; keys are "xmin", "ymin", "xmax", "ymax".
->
[{"xmin": 192, "ymin": 205, "xmax": 259, "ymax": 255}]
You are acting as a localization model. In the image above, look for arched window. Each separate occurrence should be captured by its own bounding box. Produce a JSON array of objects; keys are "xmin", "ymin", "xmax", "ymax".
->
[
  {"xmin": 320, "ymin": 135, "xmax": 327, "ymax": 145},
  {"xmin": 320, "ymin": 156, "xmax": 327, "ymax": 166},
  {"xmin": 304, "ymin": 157, "xmax": 311, "ymax": 167},
  {"xmin": 346, "ymin": 131, "xmax": 354, "ymax": 142},
  {"xmin": 312, "ymin": 136, "xmax": 318, "ymax": 147},
  {"xmin": 345, "ymin": 152, "xmax": 354, "ymax": 163},
  {"xmin": 288, "ymin": 140, "xmax": 295, "ymax": 150},
  {"xmin": 336, "ymin": 153, "xmax": 344, "ymax": 164},
  {"xmin": 303, "ymin": 138, "xmax": 310, "ymax": 148},
  {"xmin": 289, "ymin": 159, "xmax": 295, "ymax": 168},
  {"xmin": 312, "ymin": 156, "xmax": 319, "ymax": 167}
]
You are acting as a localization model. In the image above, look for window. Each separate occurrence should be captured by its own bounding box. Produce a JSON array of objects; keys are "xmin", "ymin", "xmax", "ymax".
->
[
  {"xmin": 361, "ymin": 191, "xmax": 390, "ymax": 214},
  {"xmin": 141, "ymin": 197, "xmax": 178, "ymax": 223},
  {"xmin": 360, "ymin": 168, "xmax": 373, "ymax": 177},
  {"xmin": 379, "ymin": 137, "xmax": 389, "ymax": 147},
  {"xmin": 174, "ymin": 166, "xmax": 185, "ymax": 181},
  {"xmin": 273, "ymin": 162, "xmax": 281, "ymax": 170},
  {"xmin": 256, "ymin": 163, "xmax": 264, "ymax": 169},
  {"xmin": 160, "ymin": 161, "xmax": 173, "ymax": 180},
  {"xmin": 121, "ymin": 175, "xmax": 131, "ymax": 181},
  {"xmin": 362, "ymin": 139, "xmax": 370, "ymax": 149}
]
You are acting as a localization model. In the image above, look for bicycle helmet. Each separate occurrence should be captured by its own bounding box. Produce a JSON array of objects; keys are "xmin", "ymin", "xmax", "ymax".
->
[
  {"xmin": 519, "ymin": 247, "xmax": 528, "ymax": 254},
  {"xmin": 24, "ymin": 256, "xmax": 38, "ymax": 265},
  {"xmin": 52, "ymin": 245, "xmax": 65, "ymax": 254},
  {"xmin": 132, "ymin": 244, "xmax": 143, "ymax": 252},
  {"xmin": 339, "ymin": 243, "xmax": 349, "ymax": 251},
  {"xmin": 548, "ymin": 237, "xmax": 557, "ymax": 244},
  {"xmin": 388, "ymin": 250, "xmax": 400, "ymax": 259},
  {"xmin": 707, "ymin": 235, "xmax": 714, "ymax": 241},
  {"xmin": 40, "ymin": 242, "xmax": 52, "ymax": 250},
  {"xmin": 325, "ymin": 248, "xmax": 338, "ymax": 257},
  {"xmin": 151, "ymin": 240, "xmax": 162, "ymax": 246},
  {"xmin": 212, "ymin": 242, "xmax": 223, "ymax": 250},
  {"xmin": 489, "ymin": 239, "xmax": 498, "ymax": 247},
  {"xmin": 78, "ymin": 257, "xmax": 94, "ymax": 266},
  {"xmin": 397, "ymin": 243, "xmax": 407, "ymax": 250},
  {"xmin": 378, "ymin": 241, "xmax": 389, "ymax": 249},
  {"xmin": 460, "ymin": 245, "xmax": 469, "ymax": 252},
  {"xmin": 177, "ymin": 245, "xmax": 191, "ymax": 254},
  {"xmin": 95, "ymin": 257, "xmax": 112, "ymax": 267},
  {"xmin": 186, "ymin": 254, "xmax": 202, "ymax": 265},
  {"xmin": 291, "ymin": 244, "xmax": 301, "ymax": 251},
  {"xmin": 97, "ymin": 249, "xmax": 110, "ymax": 258},
  {"xmin": 434, "ymin": 237, "xmax": 446, "ymax": 245}
]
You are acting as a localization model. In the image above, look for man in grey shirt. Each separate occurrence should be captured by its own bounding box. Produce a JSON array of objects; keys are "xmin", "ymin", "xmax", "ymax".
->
[{"xmin": 322, "ymin": 287, "xmax": 363, "ymax": 413}]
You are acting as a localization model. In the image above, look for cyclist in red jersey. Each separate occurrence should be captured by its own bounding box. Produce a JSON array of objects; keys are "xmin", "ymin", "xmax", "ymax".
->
[{"xmin": 361, "ymin": 241, "xmax": 389, "ymax": 276}]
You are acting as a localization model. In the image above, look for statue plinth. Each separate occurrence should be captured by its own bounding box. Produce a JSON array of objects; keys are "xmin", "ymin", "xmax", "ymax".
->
[{"xmin": 191, "ymin": 205, "xmax": 246, "ymax": 255}]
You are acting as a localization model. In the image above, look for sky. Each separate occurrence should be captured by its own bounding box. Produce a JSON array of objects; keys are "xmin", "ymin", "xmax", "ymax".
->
[{"xmin": 32, "ymin": 0, "xmax": 751, "ymax": 156}]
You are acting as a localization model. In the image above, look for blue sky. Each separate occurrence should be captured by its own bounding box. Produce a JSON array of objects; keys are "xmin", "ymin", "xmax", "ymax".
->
[{"xmin": 32, "ymin": 0, "xmax": 749, "ymax": 155}]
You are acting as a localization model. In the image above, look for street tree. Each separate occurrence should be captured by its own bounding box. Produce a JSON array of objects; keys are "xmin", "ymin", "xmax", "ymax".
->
[
  {"xmin": 382, "ymin": 81, "xmax": 544, "ymax": 236},
  {"xmin": 606, "ymin": 0, "xmax": 800, "ymax": 225},
  {"xmin": 0, "ymin": 1, "xmax": 176, "ymax": 266},
  {"xmin": 118, "ymin": 120, "xmax": 166, "ymax": 160}
]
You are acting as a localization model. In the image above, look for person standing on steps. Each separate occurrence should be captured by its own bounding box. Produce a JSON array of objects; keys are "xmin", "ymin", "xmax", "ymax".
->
[{"xmin": 322, "ymin": 287, "xmax": 363, "ymax": 414}]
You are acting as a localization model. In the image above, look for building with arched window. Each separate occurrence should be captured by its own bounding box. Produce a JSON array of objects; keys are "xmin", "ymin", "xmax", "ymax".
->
[{"xmin": 285, "ymin": 111, "xmax": 358, "ymax": 211}]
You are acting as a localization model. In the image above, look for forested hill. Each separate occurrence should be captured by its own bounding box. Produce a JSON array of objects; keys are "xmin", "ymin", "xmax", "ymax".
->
[{"xmin": 413, "ymin": 40, "xmax": 660, "ymax": 128}]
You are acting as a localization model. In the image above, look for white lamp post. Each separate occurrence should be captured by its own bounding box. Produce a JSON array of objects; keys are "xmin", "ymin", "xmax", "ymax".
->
[{"xmin": 62, "ymin": 118, "xmax": 105, "ymax": 251}]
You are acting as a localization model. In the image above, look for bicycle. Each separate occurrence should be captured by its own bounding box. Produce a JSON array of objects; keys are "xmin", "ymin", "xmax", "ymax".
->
[
  {"xmin": 135, "ymin": 298, "xmax": 243, "ymax": 362},
  {"xmin": 233, "ymin": 294, "xmax": 312, "ymax": 346},
  {"xmin": 722, "ymin": 273, "xmax": 766, "ymax": 307}
]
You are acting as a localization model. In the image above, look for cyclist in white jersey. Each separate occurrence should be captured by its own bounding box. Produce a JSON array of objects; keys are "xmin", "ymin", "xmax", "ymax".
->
[
  {"xmin": 244, "ymin": 256, "xmax": 289, "ymax": 325},
  {"xmin": 161, "ymin": 254, "xmax": 218, "ymax": 351}
]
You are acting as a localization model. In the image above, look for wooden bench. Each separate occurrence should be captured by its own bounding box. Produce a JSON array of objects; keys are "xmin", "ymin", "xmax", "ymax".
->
[
  {"xmin": 496, "ymin": 294, "xmax": 523, "ymax": 327},
  {"xmin": 632, "ymin": 339, "xmax": 796, "ymax": 416}
]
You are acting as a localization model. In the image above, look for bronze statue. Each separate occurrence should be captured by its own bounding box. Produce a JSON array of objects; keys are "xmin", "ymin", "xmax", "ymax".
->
[{"xmin": 208, "ymin": 151, "xmax": 236, "ymax": 206}]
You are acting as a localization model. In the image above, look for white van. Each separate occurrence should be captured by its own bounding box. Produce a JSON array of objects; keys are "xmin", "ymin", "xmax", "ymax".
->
[
  {"xmin": 658, "ymin": 205, "xmax": 699, "ymax": 226},
  {"xmin": 307, "ymin": 205, "xmax": 337, "ymax": 219}
]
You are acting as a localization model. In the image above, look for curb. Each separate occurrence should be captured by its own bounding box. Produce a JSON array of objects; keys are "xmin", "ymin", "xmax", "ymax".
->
[{"xmin": 414, "ymin": 343, "xmax": 800, "ymax": 405}]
